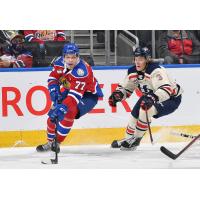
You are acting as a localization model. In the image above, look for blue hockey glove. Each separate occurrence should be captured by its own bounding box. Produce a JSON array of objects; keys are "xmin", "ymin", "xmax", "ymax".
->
[
  {"xmin": 48, "ymin": 84, "xmax": 63, "ymax": 103},
  {"xmin": 48, "ymin": 104, "xmax": 68, "ymax": 122},
  {"xmin": 140, "ymin": 93, "xmax": 158, "ymax": 110}
]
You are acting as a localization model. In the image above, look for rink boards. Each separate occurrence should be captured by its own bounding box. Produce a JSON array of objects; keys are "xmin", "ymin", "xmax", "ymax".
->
[{"xmin": 0, "ymin": 65, "xmax": 200, "ymax": 147}]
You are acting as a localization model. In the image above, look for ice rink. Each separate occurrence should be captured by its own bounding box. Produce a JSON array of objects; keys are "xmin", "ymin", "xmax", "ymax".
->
[{"xmin": 1, "ymin": 142, "xmax": 200, "ymax": 169}]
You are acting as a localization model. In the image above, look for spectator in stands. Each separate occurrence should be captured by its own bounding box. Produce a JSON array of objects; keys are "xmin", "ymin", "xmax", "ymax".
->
[
  {"xmin": 23, "ymin": 30, "xmax": 67, "ymax": 44},
  {"xmin": 22, "ymin": 30, "xmax": 68, "ymax": 58},
  {"xmin": 157, "ymin": 30, "xmax": 200, "ymax": 64},
  {"xmin": 0, "ymin": 32, "xmax": 33, "ymax": 68}
]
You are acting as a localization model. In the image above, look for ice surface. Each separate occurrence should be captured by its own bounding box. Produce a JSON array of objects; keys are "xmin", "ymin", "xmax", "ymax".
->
[{"xmin": 0, "ymin": 143, "xmax": 200, "ymax": 169}]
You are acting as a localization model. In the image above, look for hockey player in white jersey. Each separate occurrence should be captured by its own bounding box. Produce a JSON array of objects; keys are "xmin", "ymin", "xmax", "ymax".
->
[{"xmin": 109, "ymin": 47, "xmax": 183, "ymax": 150}]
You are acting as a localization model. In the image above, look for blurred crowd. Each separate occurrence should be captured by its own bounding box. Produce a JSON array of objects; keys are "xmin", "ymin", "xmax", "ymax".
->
[
  {"xmin": 130, "ymin": 30, "xmax": 200, "ymax": 64},
  {"xmin": 1, "ymin": 30, "xmax": 200, "ymax": 68},
  {"xmin": 0, "ymin": 30, "xmax": 69, "ymax": 68}
]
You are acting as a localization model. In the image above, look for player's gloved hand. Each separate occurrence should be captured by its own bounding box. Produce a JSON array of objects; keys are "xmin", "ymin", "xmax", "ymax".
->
[
  {"xmin": 48, "ymin": 104, "xmax": 68, "ymax": 122},
  {"xmin": 140, "ymin": 93, "xmax": 158, "ymax": 110},
  {"xmin": 48, "ymin": 84, "xmax": 63, "ymax": 104},
  {"xmin": 108, "ymin": 90, "xmax": 124, "ymax": 107}
]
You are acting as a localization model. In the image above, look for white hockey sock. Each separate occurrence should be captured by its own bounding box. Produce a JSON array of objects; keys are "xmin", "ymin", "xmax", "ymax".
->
[
  {"xmin": 135, "ymin": 106, "xmax": 157, "ymax": 138},
  {"xmin": 125, "ymin": 116, "xmax": 137, "ymax": 138}
]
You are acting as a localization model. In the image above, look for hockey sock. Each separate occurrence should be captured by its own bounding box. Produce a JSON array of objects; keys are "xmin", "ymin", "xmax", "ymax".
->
[
  {"xmin": 135, "ymin": 106, "xmax": 157, "ymax": 138},
  {"xmin": 125, "ymin": 116, "xmax": 137, "ymax": 138},
  {"xmin": 47, "ymin": 117, "xmax": 56, "ymax": 142}
]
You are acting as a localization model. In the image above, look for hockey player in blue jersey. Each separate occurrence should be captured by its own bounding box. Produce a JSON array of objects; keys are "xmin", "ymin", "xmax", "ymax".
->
[
  {"xmin": 36, "ymin": 43, "xmax": 103, "ymax": 152},
  {"xmin": 109, "ymin": 47, "xmax": 183, "ymax": 150}
]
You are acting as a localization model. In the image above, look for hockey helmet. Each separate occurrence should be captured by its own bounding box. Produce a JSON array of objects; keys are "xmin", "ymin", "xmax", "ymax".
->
[
  {"xmin": 63, "ymin": 42, "xmax": 79, "ymax": 56},
  {"xmin": 133, "ymin": 47, "xmax": 151, "ymax": 59}
]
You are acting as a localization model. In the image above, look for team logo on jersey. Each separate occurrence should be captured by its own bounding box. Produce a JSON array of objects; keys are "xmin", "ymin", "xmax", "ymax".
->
[
  {"xmin": 138, "ymin": 75, "xmax": 144, "ymax": 80},
  {"xmin": 133, "ymin": 79, "xmax": 138, "ymax": 85},
  {"xmin": 137, "ymin": 71, "xmax": 144, "ymax": 80},
  {"xmin": 56, "ymin": 69, "xmax": 63, "ymax": 74},
  {"xmin": 156, "ymin": 74, "xmax": 163, "ymax": 80},
  {"xmin": 59, "ymin": 76, "xmax": 71, "ymax": 89},
  {"xmin": 77, "ymin": 68, "xmax": 85, "ymax": 76}
]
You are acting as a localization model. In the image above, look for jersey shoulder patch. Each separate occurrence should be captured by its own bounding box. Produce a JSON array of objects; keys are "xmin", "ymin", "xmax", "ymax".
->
[
  {"xmin": 145, "ymin": 62, "xmax": 161, "ymax": 75},
  {"xmin": 53, "ymin": 56, "xmax": 64, "ymax": 67},
  {"xmin": 71, "ymin": 59, "xmax": 89, "ymax": 78},
  {"xmin": 128, "ymin": 65, "xmax": 137, "ymax": 75}
]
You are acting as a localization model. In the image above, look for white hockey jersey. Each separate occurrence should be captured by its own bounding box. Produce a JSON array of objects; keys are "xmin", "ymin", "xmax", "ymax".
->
[{"xmin": 117, "ymin": 62, "xmax": 183, "ymax": 102}]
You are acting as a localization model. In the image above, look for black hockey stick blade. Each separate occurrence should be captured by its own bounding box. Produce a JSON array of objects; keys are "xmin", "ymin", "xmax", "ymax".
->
[
  {"xmin": 160, "ymin": 134, "xmax": 200, "ymax": 160},
  {"xmin": 160, "ymin": 146, "xmax": 177, "ymax": 160}
]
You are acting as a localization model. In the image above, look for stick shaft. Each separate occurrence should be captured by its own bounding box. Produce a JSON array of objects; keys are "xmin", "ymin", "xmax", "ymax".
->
[
  {"xmin": 176, "ymin": 134, "xmax": 200, "ymax": 157},
  {"xmin": 145, "ymin": 107, "xmax": 153, "ymax": 144}
]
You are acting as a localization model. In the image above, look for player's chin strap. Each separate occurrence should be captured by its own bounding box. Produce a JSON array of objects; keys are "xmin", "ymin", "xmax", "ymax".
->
[{"xmin": 145, "ymin": 105, "xmax": 154, "ymax": 145}]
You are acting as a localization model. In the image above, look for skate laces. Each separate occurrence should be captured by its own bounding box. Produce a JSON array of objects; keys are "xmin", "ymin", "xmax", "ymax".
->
[
  {"xmin": 127, "ymin": 137, "xmax": 141, "ymax": 146},
  {"xmin": 126, "ymin": 137, "xmax": 136, "ymax": 145}
]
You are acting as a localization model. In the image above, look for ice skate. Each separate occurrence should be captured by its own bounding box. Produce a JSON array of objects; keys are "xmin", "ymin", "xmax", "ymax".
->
[
  {"xmin": 111, "ymin": 140, "xmax": 121, "ymax": 148},
  {"xmin": 36, "ymin": 140, "xmax": 60, "ymax": 153},
  {"xmin": 36, "ymin": 141, "xmax": 52, "ymax": 152},
  {"xmin": 111, "ymin": 138, "xmax": 129, "ymax": 148},
  {"xmin": 120, "ymin": 137, "xmax": 142, "ymax": 151}
]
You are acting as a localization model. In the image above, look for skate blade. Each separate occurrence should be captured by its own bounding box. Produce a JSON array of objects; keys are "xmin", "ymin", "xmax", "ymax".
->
[
  {"xmin": 41, "ymin": 159, "xmax": 58, "ymax": 165},
  {"xmin": 120, "ymin": 146, "xmax": 137, "ymax": 151}
]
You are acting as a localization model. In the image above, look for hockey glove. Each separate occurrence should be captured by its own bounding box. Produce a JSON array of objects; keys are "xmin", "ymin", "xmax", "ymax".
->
[
  {"xmin": 48, "ymin": 84, "xmax": 63, "ymax": 104},
  {"xmin": 48, "ymin": 104, "xmax": 68, "ymax": 122},
  {"xmin": 108, "ymin": 90, "xmax": 124, "ymax": 107},
  {"xmin": 140, "ymin": 93, "xmax": 158, "ymax": 110}
]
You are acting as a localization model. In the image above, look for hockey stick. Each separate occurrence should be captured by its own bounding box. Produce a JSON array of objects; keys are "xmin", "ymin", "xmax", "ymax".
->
[
  {"xmin": 41, "ymin": 102, "xmax": 59, "ymax": 165},
  {"xmin": 41, "ymin": 117, "xmax": 59, "ymax": 165},
  {"xmin": 170, "ymin": 131, "xmax": 197, "ymax": 139},
  {"xmin": 145, "ymin": 106, "xmax": 154, "ymax": 144},
  {"xmin": 51, "ymin": 117, "xmax": 59, "ymax": 164},
  {"xmin": 160, "ymin": 134, "xmax": 200, "ymax": 160},
  {"xmin": 53, "ymin": 117, "xmax": 59, "ymax": 164}
]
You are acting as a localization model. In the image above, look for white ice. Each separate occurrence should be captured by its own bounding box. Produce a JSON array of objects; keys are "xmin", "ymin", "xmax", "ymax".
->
[{"xmin": 1, "ymin": 142, "xmax": 200, "ymax": 169}]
